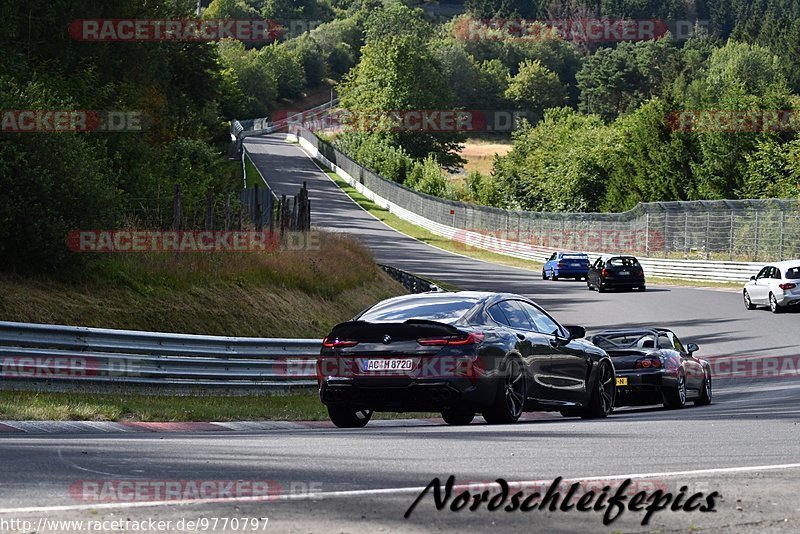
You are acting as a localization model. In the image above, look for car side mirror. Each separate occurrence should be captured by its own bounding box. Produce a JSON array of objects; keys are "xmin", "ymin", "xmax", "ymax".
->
[
  {"xmin": 565, "ymin": 325, "xmax": 586, "ymax": 340},
  {"xmin": 686, "ymin": 343, "xmax": 699, "ymax": 355},
  {"xmin": 750, "ymin": 276, "xmax": 756, "ymax": 281}
]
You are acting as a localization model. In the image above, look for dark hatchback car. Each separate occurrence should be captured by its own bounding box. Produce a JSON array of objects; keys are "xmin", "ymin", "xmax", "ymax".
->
[
  {"xmin": 590, "ymin": 328, "xmax": 712, "ymax": 409},
  {"xmin": 318, "ymin": 292, "xmax": 615, "ymax": 428},
  {"xmin": 587, "ymin": 255, "xmax": 646, "ymax": 292}
]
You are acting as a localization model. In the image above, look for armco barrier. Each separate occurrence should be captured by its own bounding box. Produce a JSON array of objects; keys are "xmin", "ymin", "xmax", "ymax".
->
[
  {"xmin": 0, "ymin": 321, "xmax": 321, "ymax": 388},
  {"xmin": 287, "ymin": 128, "xmax": 767, "ymax": 283}
]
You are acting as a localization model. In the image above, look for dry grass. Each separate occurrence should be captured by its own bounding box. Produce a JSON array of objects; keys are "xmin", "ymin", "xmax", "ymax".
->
[
  {"xmin": 460, "ymin": 140, "xmax": 513, "ymax": 175},
  {"xmin": 0, "ymin": 391, "xmax": 436, "ymax": 421},
  {"xmin": 0, "ymin": 232, "xmax": 405, "ymax": 337}
]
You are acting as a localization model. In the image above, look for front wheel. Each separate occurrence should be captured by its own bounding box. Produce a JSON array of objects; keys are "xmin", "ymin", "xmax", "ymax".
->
[
  {"xmin": 663, "ymin": 372, "xmax": 687, "ymax": 409},
  {"xmin": 327, "ymin": 406, "xmax": 373, "ymax": 428},
  {"xmin": 695, "ymin": 371, "xmax": 712, "ymax": 406},
  {"xmin": 580, "ymin": 362, "xmax": 615, "ymax": 419},
  {"xmin": 743, "ymin": 290, "xmax": 755, "ymax": 310},
  {"xmin": 483, "ymin": 357, "xmax": 526, "ymax": 425},
  {"xmin": 542, "ymin": 269, "xmax": 548, "ymax": 280},
  {"xmin": 441, "ymin": 408, "xmax": 475, "ymax": 426}
]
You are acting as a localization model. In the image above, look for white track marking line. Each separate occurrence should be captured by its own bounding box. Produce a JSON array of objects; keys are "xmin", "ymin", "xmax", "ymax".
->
[{"xmin": 3, "ymin": 462, "xmax": 800, "ymax": 515}]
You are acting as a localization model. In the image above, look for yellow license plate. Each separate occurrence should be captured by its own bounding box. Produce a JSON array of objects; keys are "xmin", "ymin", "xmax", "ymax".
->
[{"xmin": 616, "ymin": 377, "xmax": 628, "ymax": 386}]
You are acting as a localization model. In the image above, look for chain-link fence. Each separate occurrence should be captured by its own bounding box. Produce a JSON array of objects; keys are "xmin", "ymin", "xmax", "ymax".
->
[{"xmin": 297, "ymin": 126, "xmax": 800, "ymax": 263}]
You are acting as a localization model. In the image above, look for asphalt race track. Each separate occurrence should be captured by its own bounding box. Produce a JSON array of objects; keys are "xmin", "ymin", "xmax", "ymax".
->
[{"xmin": 0, "ymin": 135, "xmax": 798, "ymax": 533}]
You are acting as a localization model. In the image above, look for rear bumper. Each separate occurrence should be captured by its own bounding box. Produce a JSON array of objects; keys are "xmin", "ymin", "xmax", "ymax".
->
[
  {"xmin": 320, "ymin": 377, "xmax": 497, "ymax": 412},
  {"xmin": 615, "ymin": 370, "xmax": 675, "ymax": 405},
  {"xmin": 553, "ymin": 268, "xmax": 589, "ymax": 277},
  {"xmin": 776, "ymin": 294, "xmax": 800, "ymax": 306},
  {"xmin": 600, "ymin": 277, "xmax": 646, "ymax": 288}
]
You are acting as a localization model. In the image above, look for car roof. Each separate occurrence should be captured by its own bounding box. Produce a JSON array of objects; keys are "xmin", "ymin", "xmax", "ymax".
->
[
  {"xmin": 764, "ymin": 260, "xmax": 800, "ymax": 270},
  {"xmin": 556, "ymin": 251, "xmax": 587, "ymax": 255},
  {"xmin": 598, "ymin": 254, "xmax": 639, "ymax": 261}
]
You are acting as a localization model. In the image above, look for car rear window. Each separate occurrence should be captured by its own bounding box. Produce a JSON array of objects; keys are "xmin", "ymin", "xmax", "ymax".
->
[
  {"xmin": 786, "ymin": 267, "xmax": 800, "ymax": 279},
  {"xmin": 563, "ymin": 254, "xmax": 589, "ymax": 261},
  {"xmin": 608, "ymin": 257, "xmax": 640, "ymax": 268},
  {"xmin": 358, "ymin": 296, "xmax": 478, "ymax": 323}
]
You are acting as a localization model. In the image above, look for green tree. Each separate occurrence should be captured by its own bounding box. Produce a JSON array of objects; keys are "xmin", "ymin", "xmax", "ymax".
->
[
  {"xmin": 505, "ymin": 59, "xmax": 567, "ymax": 115},
  {"xmin": 339, "ymin": 33, "xmax": 463, "ymax": 166}
]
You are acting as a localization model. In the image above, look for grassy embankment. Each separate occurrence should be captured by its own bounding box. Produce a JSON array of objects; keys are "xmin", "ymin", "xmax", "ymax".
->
[{"xmin": 0, "ymin": 232, "xmax": 413, "ymax": 421}]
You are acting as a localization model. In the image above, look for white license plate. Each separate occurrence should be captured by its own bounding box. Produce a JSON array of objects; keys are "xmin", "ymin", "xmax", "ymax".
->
[
  {"xmin": 570, "ymin": 263, "xmax": 581, "ymax": 267},
  {"xmin": 619, "ymin": 271, "xmax": 630, "ymax": 275},
  {"xmin": 362, "ymin": 359, "xmax": 413, "ymax": 372}
]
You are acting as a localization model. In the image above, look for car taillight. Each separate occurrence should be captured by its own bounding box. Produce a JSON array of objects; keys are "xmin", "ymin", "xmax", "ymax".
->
[
  {"xmin": 601, "ymin": 268, "xmax": 610, "ymax": 277},
  {"xmin": 779, "ymin": 283, "xmax": 796, "ymax": 290},
  {"xmin": 557, "ymin": 263, "xmax": 566, "ymax": 268},
  {"xmin": 322, "ymin": 337, "xmax": 359, "ymax": 348},
  {"xmin": 417, "ymin": 332, "xmax": 485, "ymax": 346},
  {"xmin": 635, "ymin": 357, "xmax": 662, "ymax": 369}
]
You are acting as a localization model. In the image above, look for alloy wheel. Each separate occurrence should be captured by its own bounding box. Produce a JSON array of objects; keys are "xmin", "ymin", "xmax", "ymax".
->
[
  {"xmin": 677, "ymin": 374, "xmax": 686, "ymax": 405},
  {"xmin": 598, "ymin": 364, "xmax": 614, "ymax": 415},
  {"xmin": 504, "ymin": 359, "xmax": 526, "ymax": 418}
]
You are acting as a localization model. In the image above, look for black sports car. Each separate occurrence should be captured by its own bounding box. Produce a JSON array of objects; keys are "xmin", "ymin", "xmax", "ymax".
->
[
  {"xmin": 317, "ymin": 291, "xmax": 616, "ymax": 427},
  {"xmin": 590, "ymin": 328, "xmax": 712, "ymax": 409}
]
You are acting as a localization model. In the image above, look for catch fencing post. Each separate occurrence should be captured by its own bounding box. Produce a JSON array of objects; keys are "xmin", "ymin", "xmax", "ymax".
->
[
  {"xmin": 780, "ymin": 208, "xmax": 786, "ymax": 261},
  {"xmin": 729, "ymin": 211, "xmax": 735, "ymax": 261},
  {"xmin": 754, "ymin": 209, "xmax": 760, "ymax": 262}
]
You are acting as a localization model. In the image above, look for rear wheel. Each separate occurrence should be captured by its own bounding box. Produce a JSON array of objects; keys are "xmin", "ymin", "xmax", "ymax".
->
[
  {"xmin": 695, "ymin": 371, "xmax": 712, "ymax": 406},
  {"xmin": 743, "ymin": 290, "xmax": 755, "ymax": 310},
  {"xmin": 441, "ymin": 408, "xmax": 475, "ymax": 426},
  {"xmin": 580, "ymin": 362, "xmax": 615, "ymax": 419},
  {"xmin": 638, "ymin": 285, "xmax": 646, "ymax": 292},
  {"xmin": 597, "ymin": 284, "xmax": 606, "ymax": 293},
  {"xmin": 551, "ymin": 271, "xmax": 559, "ymax": 281},
  {"xmin": 769, "ymin": 293, "xmax": 782, "ymax": 313},
  {"xmin": 483, "ymin": 357, "xmax": 526, "ymax": 425},
  {"xmin": 663, "ymin": 372, "xmax": 687, "ymax": 409},
  {"xmin": 327, "ymin": 406, "xmax": 373, "ymax": 428}
]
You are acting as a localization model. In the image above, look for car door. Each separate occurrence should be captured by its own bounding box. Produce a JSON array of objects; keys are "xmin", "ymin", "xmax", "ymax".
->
[
  {"xmin": 487, "ymin": 301, "xmax": 548, "ymax": 401},
  {"xmin": 669, "ymin": 332, "xmax": 703, "ymax": 392},
  {"xmin": 750, "ymin": 266, "xmax": 772, "ymax": 304},
  {"xmin": 545, "ymin": 253, "xmax": 557, "ymax": 274},
  {"xmin": 588, "ymin": 258, "xmax": 601, "ymax": 286},
  {"xmin": 517, "ymin": 300, "xmax": 588, "ymax": 405}
]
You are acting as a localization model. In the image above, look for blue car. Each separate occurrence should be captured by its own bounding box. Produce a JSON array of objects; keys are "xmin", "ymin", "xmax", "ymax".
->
[{"xmin": 542, "ymin": 252, "xmax": 591, "ymax": 281}]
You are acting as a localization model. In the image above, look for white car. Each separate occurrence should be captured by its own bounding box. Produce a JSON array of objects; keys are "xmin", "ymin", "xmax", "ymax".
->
[{"xmin": 743, "ymin": 261, "xmax": 800, "ymax": 313}]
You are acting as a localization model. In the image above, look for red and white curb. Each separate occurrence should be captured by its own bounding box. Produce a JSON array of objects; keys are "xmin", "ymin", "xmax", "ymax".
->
[{"xmin": 0, "ymin": 413, "xmax": 556, "ymax": 434}]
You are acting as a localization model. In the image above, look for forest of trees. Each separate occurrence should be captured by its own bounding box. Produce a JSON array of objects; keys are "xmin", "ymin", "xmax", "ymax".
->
[
  {"xmin": 2, "ymin": 0, "xmax": 800, "ymax": 274},
  {"xmin": 325, "ymin": 0, "xmax": 800, "ymax": 213}
]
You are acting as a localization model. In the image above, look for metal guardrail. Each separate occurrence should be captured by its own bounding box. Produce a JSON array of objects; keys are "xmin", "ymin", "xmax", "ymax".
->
[
  {"xmin": 379, "ymin": 264, "xmax": 444, "ymax": 293},
  {"xmin": 0, "ymin": 322, "xmax": 321, "ymax": 388},
  {"xmin": 291, "ymin": 127, "xmax": 776, "ymax": 283},
  {"xmin": 231, "ymin": 99, "xmax": 339, "ymax": 141}
]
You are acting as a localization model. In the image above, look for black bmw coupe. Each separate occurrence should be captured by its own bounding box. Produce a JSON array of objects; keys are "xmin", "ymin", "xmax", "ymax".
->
[{"xmin": 317, "ymin": 291, "xmax": 615, "ymax": 427}]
